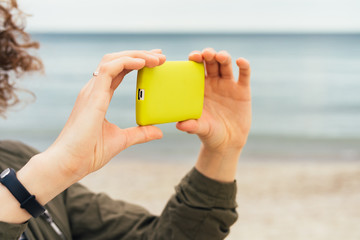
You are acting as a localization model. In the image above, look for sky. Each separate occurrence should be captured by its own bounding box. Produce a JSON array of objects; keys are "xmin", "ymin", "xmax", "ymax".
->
[{"xmin": 18, "ymin": 0, "xmax": 360, "ymax": 33}]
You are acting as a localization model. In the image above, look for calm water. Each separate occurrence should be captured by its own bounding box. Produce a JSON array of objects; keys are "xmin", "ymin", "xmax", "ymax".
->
[{"xmin": 1, "ymin": 33, "xmax": 360, "ymax": 161}]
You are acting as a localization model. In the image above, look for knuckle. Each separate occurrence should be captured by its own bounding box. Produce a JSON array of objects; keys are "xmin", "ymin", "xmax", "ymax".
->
[
  {"xmin": 218, "ymin": 50, "xmax": 229, "ymax": 55},
  {"xmin": 98, "ymin": 63, "xmax": 109, "ymax": 73},
  {"xmin": 120, "ymin": 50, "xmax": 131, "ymax": 55},
  {"xmin": 121, "ymin": 56, "xmax": 131, "ymax": 61},
  {"xmin": 203, "ymin": 47, "xmax": 215, "ymax": 53},
  {"xmin": 102, "ymin": 53, "xmax": 112, "ymax": 62},
  {"xmin": 142, "ymin": 50, "xmax": 152, "ymax": 54},
  {"xmin": 120, "ymin": 50, "xmax": 137, "ymax": 57},
  {"xmin": 141, "ymin": 127, "xmax": 150, "ymax": 141},
  {"xmin": 191, "ymin": 50, "xmax": 201, "ymax": 55}
]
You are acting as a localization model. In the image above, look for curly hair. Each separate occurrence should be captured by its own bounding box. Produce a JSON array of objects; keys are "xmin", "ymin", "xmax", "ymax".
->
[{"xmin": 0, "ymin": 0, "xmax": 43, "ymax": 117}]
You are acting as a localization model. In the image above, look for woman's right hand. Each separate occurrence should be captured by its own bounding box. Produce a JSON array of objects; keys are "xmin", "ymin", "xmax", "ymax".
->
[
  {"xmin": 1, "ymin": 50, "xmax": 167, "ymax": 224},
  {"xmin": 47, "ymin": 50, "xmax": 166, "ymax": 179}
]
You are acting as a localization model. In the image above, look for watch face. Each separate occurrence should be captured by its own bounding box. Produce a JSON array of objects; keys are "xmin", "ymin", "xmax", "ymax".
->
[{"xmin": 0, "ymin": 168, "xmax": 11, "ymax": 179}]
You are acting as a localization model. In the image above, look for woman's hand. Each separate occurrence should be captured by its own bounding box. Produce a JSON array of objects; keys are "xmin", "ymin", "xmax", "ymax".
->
[
  {"xmin": 46, "ymin": 50, "xmax": 166, "ymax": 179},
  {"xmin": 1, "ymin": 50, "xmax": 167, "ymax": 224},
  {"xmin": 176, "ymin": 48, "xmax": 251, "ymax": 182}
]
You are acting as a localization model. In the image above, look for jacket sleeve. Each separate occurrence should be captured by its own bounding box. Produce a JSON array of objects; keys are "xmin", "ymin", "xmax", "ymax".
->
[
  {"xmin": 0, "ymin": 141, "xmax": 34, "ymax": 240},
  {"xmin": 65, "ymin": 168, "xmax": 238, "ymax": 240},
  {"xmin": 0, "ymin": 221, "xmax": 28, "ymax": 240}
]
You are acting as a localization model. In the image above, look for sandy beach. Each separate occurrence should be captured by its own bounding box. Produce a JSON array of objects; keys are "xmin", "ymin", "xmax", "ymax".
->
[{"xmin": 80, "ymin": 159, "xmax": 360, "ymax": 240}]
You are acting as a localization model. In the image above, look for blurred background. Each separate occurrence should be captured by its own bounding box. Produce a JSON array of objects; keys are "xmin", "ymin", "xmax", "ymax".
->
[{"xmin": 1, "ymin": 0, "xmax": 360, "ymax": 239}]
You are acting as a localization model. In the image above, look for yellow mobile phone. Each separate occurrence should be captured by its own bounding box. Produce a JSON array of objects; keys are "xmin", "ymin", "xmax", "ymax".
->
[{"xmin": 136, "ymin": 61, "xmax": 205, "ymax": 126}]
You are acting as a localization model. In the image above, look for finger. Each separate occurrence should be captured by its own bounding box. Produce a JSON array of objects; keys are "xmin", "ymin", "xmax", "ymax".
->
[
  {"xmin": 176, "ymin": 119, "xmax": 209, "ymax": 137},
  {"xmin": 103, "ymin": 50, "xmax": 160, "ymax": 61},
  {"xmin": 236, "ymin": 58, "xmax": 251, "ymax": 86},
  {"xmin": 124, "ymin": 126, "xmax": 163, "ymax": 148},
  {"xmin": 109, "ymin": 52, "xmax": 165, "ymax": 91},
  {"xmin": 215, "ymin": 51, "xmax": 233, "ymax": 79},
  {"xmin": 188, "ymin": 50, "xmax": 203, "ymax": 62},
  {"xmin": 101, "ymin": 50, "xmax": 165, "ymax": 67},
  {"xmin": 156, "ymin": 53, "xmax": 166, "ymax": 65},
  {"xmin": 95, "ymin": 57, "xmax": 146, "ymax": 91},
  {"xmin": 149, "ymin": 49, "xmax": 166, "ymax": 65},
  {"xmin": 150, "ymin": 49, "xmax": 162, "ymax": 54},
  {"xmin": 202, "ymin": 48, "xmax": 219, "ymax": 78},
  {"xmin": 110, "ymin": 72, "xmax": 127, "ymax": 91}
]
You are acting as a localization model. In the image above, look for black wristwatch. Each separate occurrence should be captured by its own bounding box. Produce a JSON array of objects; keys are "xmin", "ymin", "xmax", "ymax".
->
[{"xmin": 0, "ymin": 168, "xmax": 45, "ymax": 218}]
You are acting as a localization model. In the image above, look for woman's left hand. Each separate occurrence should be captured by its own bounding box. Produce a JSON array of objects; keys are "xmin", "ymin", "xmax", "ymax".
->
[{"xmin": 176, "ymin": 48, "xmax": 251, "ymax": 182}]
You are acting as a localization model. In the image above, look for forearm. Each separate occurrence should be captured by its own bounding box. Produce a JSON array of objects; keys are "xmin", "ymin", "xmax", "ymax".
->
[
  {"xmin": 0, "ymin": 151, "xmax": 79, "ymax": 224},
  {"xmin": 195, "ymin": 144, "xmax": 242, "ymax": 183}
]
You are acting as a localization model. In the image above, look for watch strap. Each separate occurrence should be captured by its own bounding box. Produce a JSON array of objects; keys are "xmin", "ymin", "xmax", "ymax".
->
[{"xmin": 0, "ymin": 168, "xmax": 45, "ymax": 218}]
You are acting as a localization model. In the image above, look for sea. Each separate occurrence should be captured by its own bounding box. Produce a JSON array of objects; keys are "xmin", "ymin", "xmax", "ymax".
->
[{"xmin": 1, "ymin": 33, "xmax": 359, "ymax": 162}]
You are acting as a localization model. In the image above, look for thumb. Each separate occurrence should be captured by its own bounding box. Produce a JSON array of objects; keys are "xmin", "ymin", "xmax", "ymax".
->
[
  {"xmin": 176, "ymin": 119, "xmax": 209, "ymax": 136},
  {"xmin": 124, "ymin": 126, "xmax": 163, "ymax": 148}
]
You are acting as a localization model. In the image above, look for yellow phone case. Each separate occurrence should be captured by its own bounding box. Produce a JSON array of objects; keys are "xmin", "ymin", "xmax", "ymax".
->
[{"xmin": 136, "ymin": 61, "xmax": 205, "ymax": 126}]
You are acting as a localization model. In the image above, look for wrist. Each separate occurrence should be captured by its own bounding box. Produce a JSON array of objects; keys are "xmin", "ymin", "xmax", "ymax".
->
[
  {"xmin": 0, "ymin": 168, "xmax": 45, "ymax": 218},
  {"xmin": 200, "ymin": 144, "xmax": 242, "ymax": 157},
  {"xmin": 0, "ymin": 151, "xmax": 79, "ymax": 224},
  {"xmin": 17, "ymin": 152, "xmax": 79, "ymax": 206},
  {"xmin": 39, "ymin": 146, "xmax": 88, "ymax": 181},
  {"xmin": 195, "ymin": 144, "xmax": 242, "ymax": 183},
  {"xmin": 22, "ymin": 150, "xmax": 81, "ymax": 196}
]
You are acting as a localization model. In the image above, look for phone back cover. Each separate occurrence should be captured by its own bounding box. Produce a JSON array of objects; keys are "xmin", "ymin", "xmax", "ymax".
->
[{"xmin": 136, "ymin": 61, "xmax": 205, "ymax": 125}]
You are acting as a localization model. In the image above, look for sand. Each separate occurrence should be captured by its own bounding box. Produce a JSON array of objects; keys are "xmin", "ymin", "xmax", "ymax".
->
[{"xmin": 80, "ymin": 159, "xmax": 360, "ymax": 240}]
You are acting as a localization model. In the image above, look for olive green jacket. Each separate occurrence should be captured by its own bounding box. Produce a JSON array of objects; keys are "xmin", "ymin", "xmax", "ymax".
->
[{"xmin": 0, "ymin": 141, "xmax": 238, "ymax": 240}]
